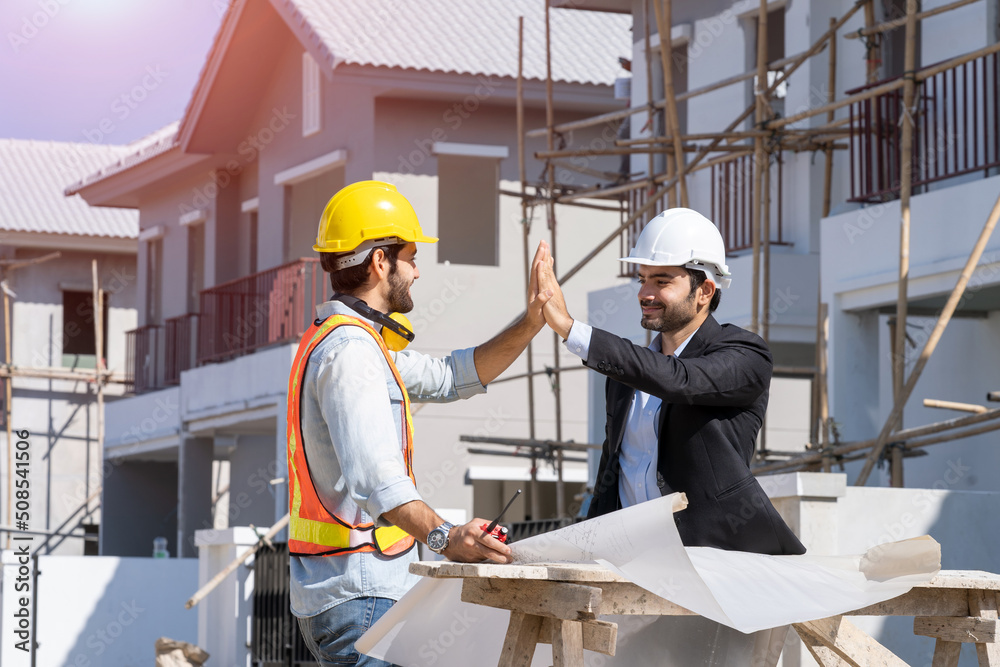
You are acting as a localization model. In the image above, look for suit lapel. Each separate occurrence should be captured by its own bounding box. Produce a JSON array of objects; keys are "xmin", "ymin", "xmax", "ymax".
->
[
  {"xmin": 609, "ymin": 381, "xmax": 634, "ymax": 455},
  {"xmin": 677, "ymin": 314, "xmax": 719, "ymax": 360}
]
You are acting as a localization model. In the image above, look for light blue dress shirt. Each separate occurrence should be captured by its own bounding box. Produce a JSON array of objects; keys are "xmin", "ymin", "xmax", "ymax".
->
[
  {"xmin": 565, "ymin": 321, "xmax": 696, "ymax": 508},
  {"xmin": 290, "ymin": 300, "xmax": 486, "ymax": 618}
]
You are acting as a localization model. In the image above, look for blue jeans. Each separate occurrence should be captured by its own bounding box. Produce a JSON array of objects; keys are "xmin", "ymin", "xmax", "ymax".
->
[{"xmin": 298, "ymin": 597, "xmax": 399, "ymax": 666}]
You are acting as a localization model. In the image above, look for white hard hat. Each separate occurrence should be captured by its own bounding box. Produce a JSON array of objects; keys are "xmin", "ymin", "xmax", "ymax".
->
[{"xmin": 620, "ymin": 208, "xmax": 732, "ymax": 288}]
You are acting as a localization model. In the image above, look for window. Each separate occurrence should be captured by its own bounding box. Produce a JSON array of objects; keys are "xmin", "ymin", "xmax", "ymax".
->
[
  {"xmin": 302, "ymin": 52, "xmax": 321, "ymax": 137},
  {"xmin": 62, "ymin": 290, "xmax": 109, "ymax": 368},
  {"xmin": 750, "ymin": 8, "xmax": 787, "ymax": 113},
  {"xmin": 146, "ymin": 237, "xmax": 162, "ymax": 324},
  {"xmin": 881, "ymin": 0, "xmax": 920, "ymax": 80},
  {"xmin": 248, "ymin": 210, "xmax": 258, "ymax": 274},
  {"xmin": 434, "ymin": 143, "xmax": 508, "ymax": 267},
  {"xmin": 651, "ymin": 44, "xmax": 689, "ymax": 174},
  {"xmin": 187, "ymin": 222, "xmax": 205, "ymax": 314}
]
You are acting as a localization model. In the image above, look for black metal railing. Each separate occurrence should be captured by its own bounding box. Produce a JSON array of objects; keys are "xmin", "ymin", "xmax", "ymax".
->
[
  {"xmin": 164, "ymin": 313, "xmax": 198, "ymax": 386},
  {"xmin": 848, "ymin": 51, "xmax": 1000, "ymax": 203},
  {"xmin": 199, "ymin": 259, "xmax": 326, "ymax": 365},
  {"xmin": 124, "ymin": 324, "xmax": 161, "ymax": 394},
  {"xmin": 252, "ymin": 542, "xmax": 318, "ymax": 667}
]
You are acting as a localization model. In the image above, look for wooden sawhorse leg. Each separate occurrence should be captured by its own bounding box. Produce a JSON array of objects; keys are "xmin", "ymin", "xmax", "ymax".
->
[
  {"xmin": 499, "ymin": 612, "xmax": 544, "ymax": 667},
  {"xmin": 793, "ymin": 615, "xmax": 908, "ymax": 666},
  {"xmin": 915, "ymin": 590, "xmax": 1000, "ymax": 667}
]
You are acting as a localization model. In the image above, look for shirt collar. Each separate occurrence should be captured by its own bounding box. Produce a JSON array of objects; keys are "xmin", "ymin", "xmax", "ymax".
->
[
  {"xmin": 316, "ymin": 299, "xmax": 377, "ymax": 330},
  {"xmin": 652, "ymin": 327, "xmax": 699, "ymax": 356}
]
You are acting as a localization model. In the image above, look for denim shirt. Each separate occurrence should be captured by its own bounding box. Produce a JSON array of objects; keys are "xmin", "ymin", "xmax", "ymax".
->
[{"xmin": 290, "ymin": 300, "xmax": 486, "ymax": 618}]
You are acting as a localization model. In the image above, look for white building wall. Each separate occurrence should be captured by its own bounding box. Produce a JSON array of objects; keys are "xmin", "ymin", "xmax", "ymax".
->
[
  {"xmin": 822, "ymin": 173, "xmax": 1000, "ymax": 490},
  {"xmin": 0, "ymin": 552, "xmax": 197, "ymax": 667}
]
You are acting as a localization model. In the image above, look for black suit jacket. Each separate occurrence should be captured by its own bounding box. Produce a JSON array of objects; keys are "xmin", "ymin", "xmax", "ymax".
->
[{"xmin": 585, "ymin": 315, "xmax": 805, "ymax": 556}]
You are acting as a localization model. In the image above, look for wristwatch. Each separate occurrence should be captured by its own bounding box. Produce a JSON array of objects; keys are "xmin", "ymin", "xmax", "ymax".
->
[{"xmin": 426, "ymin": 522, "xmax": 455, "ymax": 554}]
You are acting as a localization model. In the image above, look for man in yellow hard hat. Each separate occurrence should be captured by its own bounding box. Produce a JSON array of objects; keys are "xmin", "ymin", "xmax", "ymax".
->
[{"xmin": 286, "ymin": 180, "xmax": 553, "ymax": 666}]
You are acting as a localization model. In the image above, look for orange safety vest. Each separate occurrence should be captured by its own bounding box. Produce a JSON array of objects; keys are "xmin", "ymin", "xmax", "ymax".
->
[{"xmin": 286, "ymin": 314, "xmax": 416, "ymax": 557}]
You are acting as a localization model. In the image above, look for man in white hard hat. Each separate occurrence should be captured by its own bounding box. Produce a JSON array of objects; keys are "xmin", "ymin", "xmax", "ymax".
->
[{"xmin": 536, "ymin": 208, "xmax": 804, "ymax": 555}]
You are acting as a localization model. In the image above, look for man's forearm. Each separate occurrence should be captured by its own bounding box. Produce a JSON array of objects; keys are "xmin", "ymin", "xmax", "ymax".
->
[
  {"xmin": 472, "ymin": 314, "xmax": 542, "ymax": 386},
  {"xmin": 382, "ymin": 500, "xmax": 442, "ymax": 543}
]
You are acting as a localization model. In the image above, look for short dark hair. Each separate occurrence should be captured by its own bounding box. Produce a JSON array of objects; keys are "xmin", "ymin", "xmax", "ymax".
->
[
  {"xmin": 686, "ymin": 268, "xmax": 721, "ymax": 312},
  {"xmin": 320, "ymin": 243, "xmax": 406, "ymax": 294}
]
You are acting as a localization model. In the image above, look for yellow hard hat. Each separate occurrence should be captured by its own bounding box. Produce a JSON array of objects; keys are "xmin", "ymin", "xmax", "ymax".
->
[{"xmin": 314, "ymin": 181, "xmax": 438, "ymax": 256}]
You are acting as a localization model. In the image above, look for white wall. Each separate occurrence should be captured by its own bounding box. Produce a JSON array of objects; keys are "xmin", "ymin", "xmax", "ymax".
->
[
  {"xmin": 821, "ymin": 175, "xmax": 1000, "ymax": 489},
  {"xmin": 0, "ymin": 553, "xmax": 197, "ymax": 667}
]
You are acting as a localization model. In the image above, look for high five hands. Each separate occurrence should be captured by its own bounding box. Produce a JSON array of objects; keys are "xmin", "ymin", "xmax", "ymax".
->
[{"xmin": 530, "ymin": 240, "xmax": 574, "ymax": 339}]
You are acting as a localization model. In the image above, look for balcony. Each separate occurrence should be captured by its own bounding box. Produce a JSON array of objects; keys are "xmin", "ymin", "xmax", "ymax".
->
[
  {"xmin": 848, "ymin": 51, "xmax": 1000, "ymax": 203},
  {"xmin": 124, "ymin": 258, "xmax": 328, "ymax": 394}
]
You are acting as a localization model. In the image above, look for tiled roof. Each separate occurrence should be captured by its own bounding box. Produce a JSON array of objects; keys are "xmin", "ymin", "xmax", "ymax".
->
[
  {"xmin": 272, "ymin": 0, "xmax": 632, "ymax": 85},
  {"xmin": 0, "ymin": 139, "xmax": 139, "ymax": 239},
  {"xmin": 63, "ymin": 122, "xmax": 180, "ymax": 197}
]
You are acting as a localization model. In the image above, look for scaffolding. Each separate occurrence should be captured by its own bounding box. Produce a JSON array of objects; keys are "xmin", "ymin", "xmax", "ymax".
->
[
  {"xmin": 0, "ymin": 255, "xmax": 118, "ymax": 549},
  {"xmin": 465, "ymin": 0, "xmax": 1000, "ymax": 510}
]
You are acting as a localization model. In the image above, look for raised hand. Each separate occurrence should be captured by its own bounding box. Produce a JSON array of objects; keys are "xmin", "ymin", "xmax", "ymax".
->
[
  {"xmin": 533, "ymin": 241, "xmax": 573, "ymax": 339},
  {"xmin": 525, "ymin": 241, "xmax": 554, "ymax": 331}
]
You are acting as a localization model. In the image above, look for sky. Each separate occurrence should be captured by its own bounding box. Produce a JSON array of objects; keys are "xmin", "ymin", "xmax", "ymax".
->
[{"xmin": 0, "ymin": 0, "xmax": 225, "ymax": 145}]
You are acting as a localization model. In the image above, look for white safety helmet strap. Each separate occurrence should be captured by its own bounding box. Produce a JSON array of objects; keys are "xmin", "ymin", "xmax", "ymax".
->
[{"xmin": 331, "ymin": 236, "xmax": 402, "ymax": 270}]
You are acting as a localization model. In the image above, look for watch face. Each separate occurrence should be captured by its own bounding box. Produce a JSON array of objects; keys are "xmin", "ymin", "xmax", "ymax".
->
[{"xmin": 427, "ymin": 528, "xmax": 447, "ymax": 552}]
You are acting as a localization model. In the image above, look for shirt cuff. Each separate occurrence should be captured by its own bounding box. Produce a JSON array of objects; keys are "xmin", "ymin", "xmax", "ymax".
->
[
  {"xmin": 565, "ymin": 320, "xmax": 593, "ymax": 362},
  {"xmin": 451, "ymin": 346, "xmax": 487, "ymax": 399},
  {"xmin": 368, "ymin": 475, "xmax": 422, "ymax": 528}
]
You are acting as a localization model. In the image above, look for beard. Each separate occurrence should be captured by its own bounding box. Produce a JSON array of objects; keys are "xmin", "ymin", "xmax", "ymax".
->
[
  {"xmin": 639, "ymin": 291, "xmax": 697, "ymax": 333},
  {"xmin": 386, "ymin": 267, "xmax": 414, "ymax": 314}
]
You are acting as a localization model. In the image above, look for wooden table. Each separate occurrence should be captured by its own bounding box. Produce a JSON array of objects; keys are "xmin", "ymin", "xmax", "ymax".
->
[{"xmin": 410, "ymin": 562, "xmax": 1000, "ymax": 667}]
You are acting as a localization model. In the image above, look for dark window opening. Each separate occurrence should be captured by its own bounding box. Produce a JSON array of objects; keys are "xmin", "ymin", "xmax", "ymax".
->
[{"xmin": 62, "ymin": 290, "xmax": 109, "ymax": 366}]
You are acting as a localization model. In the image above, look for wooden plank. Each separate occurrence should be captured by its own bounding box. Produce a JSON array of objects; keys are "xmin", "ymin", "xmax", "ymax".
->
[
  {"xmin": 410, "ymin": 561, "xmax": 628, "ymax": 582},
  {"xmin": 594, "ymin": 582, "xmax": 696, "ymax": 616},
  {"xmin": 538, "ymin": 617, "xmax": 617, "ymax": 656},
  {"xmin": 914, "ymin": 616, "xmax": 999, "ymax": 643},
  {"xmin": 797, "ymin": 626, "xmax": 854, "ymax": 667},
  {"xmin": 795, "ymin": 616, "xmax": 909, "ymax": 667},
  {"xmin": 928, "ymin": 572, "xmax": 1000, "ymax": 591},
  {"xmin": 549, "ymin": 619, "xmax": 584, "ymax": 667},
  {"xmin": 847, "ymin": 588, "xmax": 970, "ymax": 617},
  {"xmin": 969, "ymin": 590, "xmax": 1000, "ymax": 666},
  {"xmin": 462, "ymin": 578, "xmax": 601, "ymax": 622},
  {"xmin": 499, "ymin": 612, "xmax": 542, "ymax": 667},
  {"xmin": 931, "ymin": 639, "xmax": 963, "ymax": 667}
]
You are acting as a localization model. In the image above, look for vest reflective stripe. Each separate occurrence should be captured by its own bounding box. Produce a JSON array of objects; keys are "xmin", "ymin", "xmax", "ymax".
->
[{"xmin": 286, "ymin": 314, "xmax": 415, "ymax": 557}]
